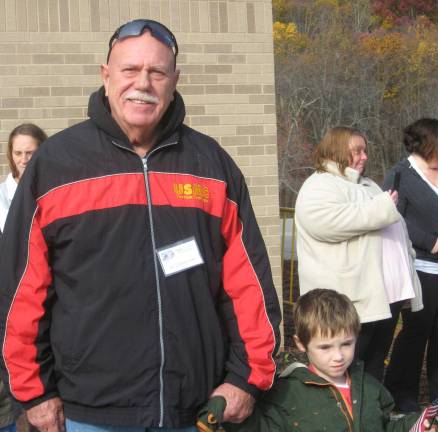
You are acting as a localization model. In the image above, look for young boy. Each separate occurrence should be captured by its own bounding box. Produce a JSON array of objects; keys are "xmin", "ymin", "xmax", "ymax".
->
[{"xmin": 204, "ymin": 289, "xmax": 436, "ymax": 432}]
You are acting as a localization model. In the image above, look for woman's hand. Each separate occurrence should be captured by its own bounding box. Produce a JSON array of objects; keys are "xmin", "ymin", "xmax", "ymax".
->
[
  {"xmin": 388, "ymin": 190, "xmax": 398, "ymax": 205},
  {"xmin": 432, "ymin": 238, "xmax": 438, "ymax": 254}
]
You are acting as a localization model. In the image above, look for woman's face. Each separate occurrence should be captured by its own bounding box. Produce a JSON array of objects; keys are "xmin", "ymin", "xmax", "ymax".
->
[
  {"xmin": 348, "ymin": 135, "xmax": 368, "ymax": 175},
  {"xmin": 12, "ymin": 134, "xmax": 39, "ymax": 180},
  {"xmin": 426, "ymin": 156, "xmax": 438, "ymax": 171}
]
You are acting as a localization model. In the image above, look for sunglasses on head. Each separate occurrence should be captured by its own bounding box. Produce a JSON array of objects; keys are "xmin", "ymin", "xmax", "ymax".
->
[{"xmin": 107, "ymin": 19, "xmax": 179, "ymax": 63}]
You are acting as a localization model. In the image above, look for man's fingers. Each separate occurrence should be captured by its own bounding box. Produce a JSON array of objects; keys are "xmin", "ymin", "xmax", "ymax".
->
[
  {"xmin": 26, "ymin": 397, "xmax": 65, "ymax": 432},
  {"xmin": 212, "ymin": 383, "xmax": 255, "ymax": 423}
]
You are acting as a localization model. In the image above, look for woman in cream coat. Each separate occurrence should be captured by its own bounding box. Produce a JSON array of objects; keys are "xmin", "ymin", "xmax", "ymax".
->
[{"xmin": 295, "ymin": 126, "xmax": 422, "ymax": 381}]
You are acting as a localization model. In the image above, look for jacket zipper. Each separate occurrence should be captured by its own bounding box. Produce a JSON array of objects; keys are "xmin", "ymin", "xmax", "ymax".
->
[
  {"xmin": 305, "ymin": 380, "xmax": 353, "ymax": 432},
  {"xmin": 112, "ymin": 140, "xmax": 177, "ymax": 427},
  {"xmin": 329, "ymin": 387, "xmax": 353, "ymax": 432}
]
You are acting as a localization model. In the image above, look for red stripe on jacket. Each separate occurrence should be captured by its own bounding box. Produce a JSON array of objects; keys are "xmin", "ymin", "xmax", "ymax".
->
[
  {"xmin": 221, "ymin": 198, "xmax": 277, "ymax": 390},
  {"xmin": 37, "ymin": 173, "xmax": 147, "ymax": 228},
  {"xmin": 3, "ymin": 212, "xmax": 52, "ymax": 400}
]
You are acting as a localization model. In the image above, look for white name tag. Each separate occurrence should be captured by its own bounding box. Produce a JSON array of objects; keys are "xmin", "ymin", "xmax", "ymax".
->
[{"xmin": 157, "ymin": 237, "xmax": 204, "ymax": 277}]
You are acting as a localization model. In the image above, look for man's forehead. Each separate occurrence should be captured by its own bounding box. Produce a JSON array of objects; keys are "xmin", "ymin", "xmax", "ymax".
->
[{"xmin": 109, "ymin": 32, "xmax": 175, "ymax": 66}]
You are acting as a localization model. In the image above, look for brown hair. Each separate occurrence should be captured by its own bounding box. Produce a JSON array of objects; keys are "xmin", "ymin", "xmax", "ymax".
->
[
  {"xmin": 403, "ymin": 118, "xmax": 438, "ymax": 161},
  {"xmin": 293, "ymin": 288, "xmax": 361, "ymax": 348},
  {"xmin": 313, "ymin": 126, "xmax": 367, "ymax": 175},
  {"xmin": 7, "ymin": 123, "xmax": 47, "ymax": 179}
]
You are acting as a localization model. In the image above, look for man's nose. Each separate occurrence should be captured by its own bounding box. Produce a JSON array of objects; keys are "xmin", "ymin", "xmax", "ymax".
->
[{"xmin": 136, "ymin": 70, "xmax": 151, "ymax": 89}]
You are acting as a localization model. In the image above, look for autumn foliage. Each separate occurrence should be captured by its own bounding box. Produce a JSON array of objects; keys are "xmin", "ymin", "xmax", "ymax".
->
[{"xmin": 273, "ymin": 0, "xmax": 438, "ymax": 206}]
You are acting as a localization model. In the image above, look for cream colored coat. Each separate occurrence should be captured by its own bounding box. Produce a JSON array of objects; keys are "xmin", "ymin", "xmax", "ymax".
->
[{"xmin": 295, "ymin": 161, "xmax": 421, "ymax": 323}]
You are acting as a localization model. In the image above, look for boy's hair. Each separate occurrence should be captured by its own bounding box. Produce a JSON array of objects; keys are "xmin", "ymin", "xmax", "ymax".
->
[{"xmin": 293, "ymin": 289, "xmax": 361, "ymax": 348}]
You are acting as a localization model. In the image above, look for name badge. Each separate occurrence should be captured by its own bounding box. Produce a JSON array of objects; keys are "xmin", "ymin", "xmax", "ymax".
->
[{"xmin": 157, "ymin": 237, "xmax": 204, "ymax": 277}]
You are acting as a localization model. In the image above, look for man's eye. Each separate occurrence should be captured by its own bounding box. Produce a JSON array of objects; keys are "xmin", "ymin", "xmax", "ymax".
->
[{"xmin": 150, "ymin": 70, "xmax": 166, "ymax": 79}]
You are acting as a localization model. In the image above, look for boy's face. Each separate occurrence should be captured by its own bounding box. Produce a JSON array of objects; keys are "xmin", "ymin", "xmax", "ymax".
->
[{"xmin": 294, "ymin": 331, "xmax": 356, "ymax": 385}]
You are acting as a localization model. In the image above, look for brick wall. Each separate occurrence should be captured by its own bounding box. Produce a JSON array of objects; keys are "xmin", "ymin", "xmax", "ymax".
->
[{"xmin": 0, "ymin": 0, "xmax": 282, "ymax": 304}]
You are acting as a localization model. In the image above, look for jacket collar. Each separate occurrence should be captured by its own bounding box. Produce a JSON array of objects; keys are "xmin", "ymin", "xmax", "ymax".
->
[
  {"xmin": 324, "ymin": 160, "xmax": 361, "ymax": 184},
  {"xmin": 5, "ymin": 173, "xmax": 17, "ymax": 202},
  {"xmin": 280, "ymin": 360, "xmax": 364, "ymax": 385},
  {"xmin": 87, "ymin": 86, "xmax": 186, "ymax": 151}
]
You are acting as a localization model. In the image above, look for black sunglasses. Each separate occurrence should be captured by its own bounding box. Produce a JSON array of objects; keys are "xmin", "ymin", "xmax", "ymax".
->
[{"xmin": 107, "ymin": 19, "xmax": 179, "ymax": 63}]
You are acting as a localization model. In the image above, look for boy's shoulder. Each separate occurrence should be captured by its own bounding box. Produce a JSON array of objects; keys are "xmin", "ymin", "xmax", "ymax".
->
[
  {"xmin": 277, "ymin": 362, "xmax": 326, "ymax": 385},
  {"xmin": 267, "ymin": 362, "xmax": 329, "ymax": 401}
]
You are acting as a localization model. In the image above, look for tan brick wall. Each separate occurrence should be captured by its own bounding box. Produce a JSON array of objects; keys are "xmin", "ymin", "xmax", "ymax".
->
[{"xmin": 0, "ymin": 0, "xmax": 282, "ymax": 304}]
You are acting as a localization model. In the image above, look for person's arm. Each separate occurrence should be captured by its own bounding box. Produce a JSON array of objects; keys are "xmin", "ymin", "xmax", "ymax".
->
[
  {"xmin": 379, "ymin": 384, "xmax": 423, "ymax": 431},
  {"xmin": 295, "ymin": 175, "xmax": 400, "ymax": 243},
  {"xmin": 214, "ymin": 153, "xmax": 281, "ymax": 423},
  {"xmin": 384, "ymin": 168, "xmax": 437, "ymax": 254},
  {"xmin": 222, "ymin": 383, "xmax": 292, "ymax": 432},
  {"xmin": 0, "ymin": 155, "xmax": 63, "ymax": 431}
]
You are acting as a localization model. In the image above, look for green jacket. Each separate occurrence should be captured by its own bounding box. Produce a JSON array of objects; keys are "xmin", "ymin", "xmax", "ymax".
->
[
  {"xmin": 225, "ymin": 361, "xmax": 419, "ymax": 432},
  {"xmin": 0, "ymin": 379, "xmax": 20, "ymax": 428}
]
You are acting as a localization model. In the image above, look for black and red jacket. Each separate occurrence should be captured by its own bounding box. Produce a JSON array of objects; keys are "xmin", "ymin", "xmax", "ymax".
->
[{"xmin": 0, "ymin": 88, "xmax": 281, "ymax": 428}]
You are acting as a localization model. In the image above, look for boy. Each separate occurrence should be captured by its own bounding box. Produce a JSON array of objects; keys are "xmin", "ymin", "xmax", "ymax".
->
[{"xmin": 201, "ymin": 289, "xmax": 436, "ymax": 431}]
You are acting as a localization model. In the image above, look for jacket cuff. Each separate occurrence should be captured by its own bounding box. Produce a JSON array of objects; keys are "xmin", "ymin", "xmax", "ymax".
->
[
  {"xmin": 21, "ymin": 390, "xmax": 59, "ymax": 411},
  {"xmin": 224, "ymin": 372, "xmax": 261, "ymax": 399}
]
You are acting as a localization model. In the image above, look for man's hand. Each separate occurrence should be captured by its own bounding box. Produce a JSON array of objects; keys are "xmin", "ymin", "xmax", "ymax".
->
[
  {"xmin": 211, "ymin": 383, "xmax": 255, "ymax": 423},
  {"xmin": 26, "ymin": 397, "xmax": 65, "ymax": 432}
]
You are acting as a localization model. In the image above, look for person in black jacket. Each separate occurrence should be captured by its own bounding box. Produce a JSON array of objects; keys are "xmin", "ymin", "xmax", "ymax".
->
[
  {"xmin": 0, "ymin": 19, "xmax": 281, "ymax": 432},
  {"xmin": 383, "ymin": 118, "xmax": 438, "ymax": 413}
]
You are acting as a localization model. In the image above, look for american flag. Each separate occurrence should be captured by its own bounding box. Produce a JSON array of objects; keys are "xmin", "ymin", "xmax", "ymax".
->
[{"xmin": 410, "ymin": 399, "xmax": 438, "ymax": 432}]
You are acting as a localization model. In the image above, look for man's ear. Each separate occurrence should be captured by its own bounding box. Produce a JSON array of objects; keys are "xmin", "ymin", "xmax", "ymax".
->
[
  {"xmin": 170, "ymin": 69, "xmax": 180, "ymax": 101},
  {"xmin": 100, "ymin": 64, "xmax": 110, "ymax": 96},
  {"xmin": 293, "ymin": 335, "xmax": 306, "ymax": 353}
]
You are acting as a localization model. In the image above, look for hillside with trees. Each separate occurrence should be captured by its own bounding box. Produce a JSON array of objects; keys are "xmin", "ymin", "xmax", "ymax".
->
[{"xmin": 274, "ymin": 0, "xmax": 438, "ymax": 206}]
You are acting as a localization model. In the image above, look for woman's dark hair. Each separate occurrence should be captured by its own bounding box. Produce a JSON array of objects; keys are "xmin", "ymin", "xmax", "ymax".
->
[
  {"xmin": 403, "ymin": 118, "xmax": 438, "ymax": 161},
  {"xmin": 7, "ymin": 123, "xmax": 47, "ymax": 179}
]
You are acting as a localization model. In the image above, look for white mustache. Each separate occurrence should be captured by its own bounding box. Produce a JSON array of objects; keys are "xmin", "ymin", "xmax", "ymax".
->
[{"xmin": 124, "ymin": 91, "xmax": 159, "ymax": 104}]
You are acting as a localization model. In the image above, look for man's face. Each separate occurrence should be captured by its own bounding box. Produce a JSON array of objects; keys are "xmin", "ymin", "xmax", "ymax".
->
[
  {"xmin": 294, "ymin": 331, "xmax": 356, "ymax": 386},
  {"xmin": 101, "ymin": 31, "xmax": 179, "ymax": 140}
]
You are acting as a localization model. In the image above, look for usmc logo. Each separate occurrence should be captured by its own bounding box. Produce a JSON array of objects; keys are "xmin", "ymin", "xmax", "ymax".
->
[{"xmin": 173, "ymin": 183, "xmax": 209, "ymax": 203}]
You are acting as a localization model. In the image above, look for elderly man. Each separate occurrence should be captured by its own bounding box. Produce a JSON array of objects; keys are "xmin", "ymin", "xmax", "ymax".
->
[{"xmin": 0, "ymin": 20, "xmax": 281, "ymax": 432}]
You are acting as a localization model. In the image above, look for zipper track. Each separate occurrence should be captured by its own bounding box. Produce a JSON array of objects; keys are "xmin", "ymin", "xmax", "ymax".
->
[
  {"xmin": 305, "ymin": 380, "xmax": 353, "ymax": 432},
  {"xmin": 111, "ymin": 140, "xmax": 176, "ymax": 426}
]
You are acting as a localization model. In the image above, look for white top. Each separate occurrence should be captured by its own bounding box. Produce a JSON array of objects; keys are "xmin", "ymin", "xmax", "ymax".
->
[
  {"xmin": 408, "ymin": 155, "xmax": 438, "ymax": 275},
  {"xmin": 0, "ymin": 173, "xmax": 18, "ymax": 232},
  {"xmin": 381, "ymin": 220, "xmax": 416, "ymax": 303}
]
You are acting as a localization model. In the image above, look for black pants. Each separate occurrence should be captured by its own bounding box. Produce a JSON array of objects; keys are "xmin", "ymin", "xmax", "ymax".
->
[
  {"xmin": 384, "ymin": 271, "xmax": 438, "ymax": 404},
  {"xmin": 355, "ymin": 301, "xmax": 404, "ymax": 382}
]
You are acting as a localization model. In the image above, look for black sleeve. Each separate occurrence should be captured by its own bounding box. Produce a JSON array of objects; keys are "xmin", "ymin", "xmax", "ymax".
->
[
  {"xmin": 0, "ymin": 154, "xmax": 58, "ymax": 409},
  {"xmin": 218, "ymin": 150, "xmax": 281, "ymax": 397}
]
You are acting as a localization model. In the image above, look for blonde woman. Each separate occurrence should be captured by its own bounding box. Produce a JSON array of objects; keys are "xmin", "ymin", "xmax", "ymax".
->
[{"xmin": 295, "ymin": 126, "xmax": 422, "ymax": 381}]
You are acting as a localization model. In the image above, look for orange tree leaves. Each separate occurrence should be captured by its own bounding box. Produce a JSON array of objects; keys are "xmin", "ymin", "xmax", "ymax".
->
[{"xmin": 273, "ymin": 0, "xmax": 438, "ymax": 206}]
